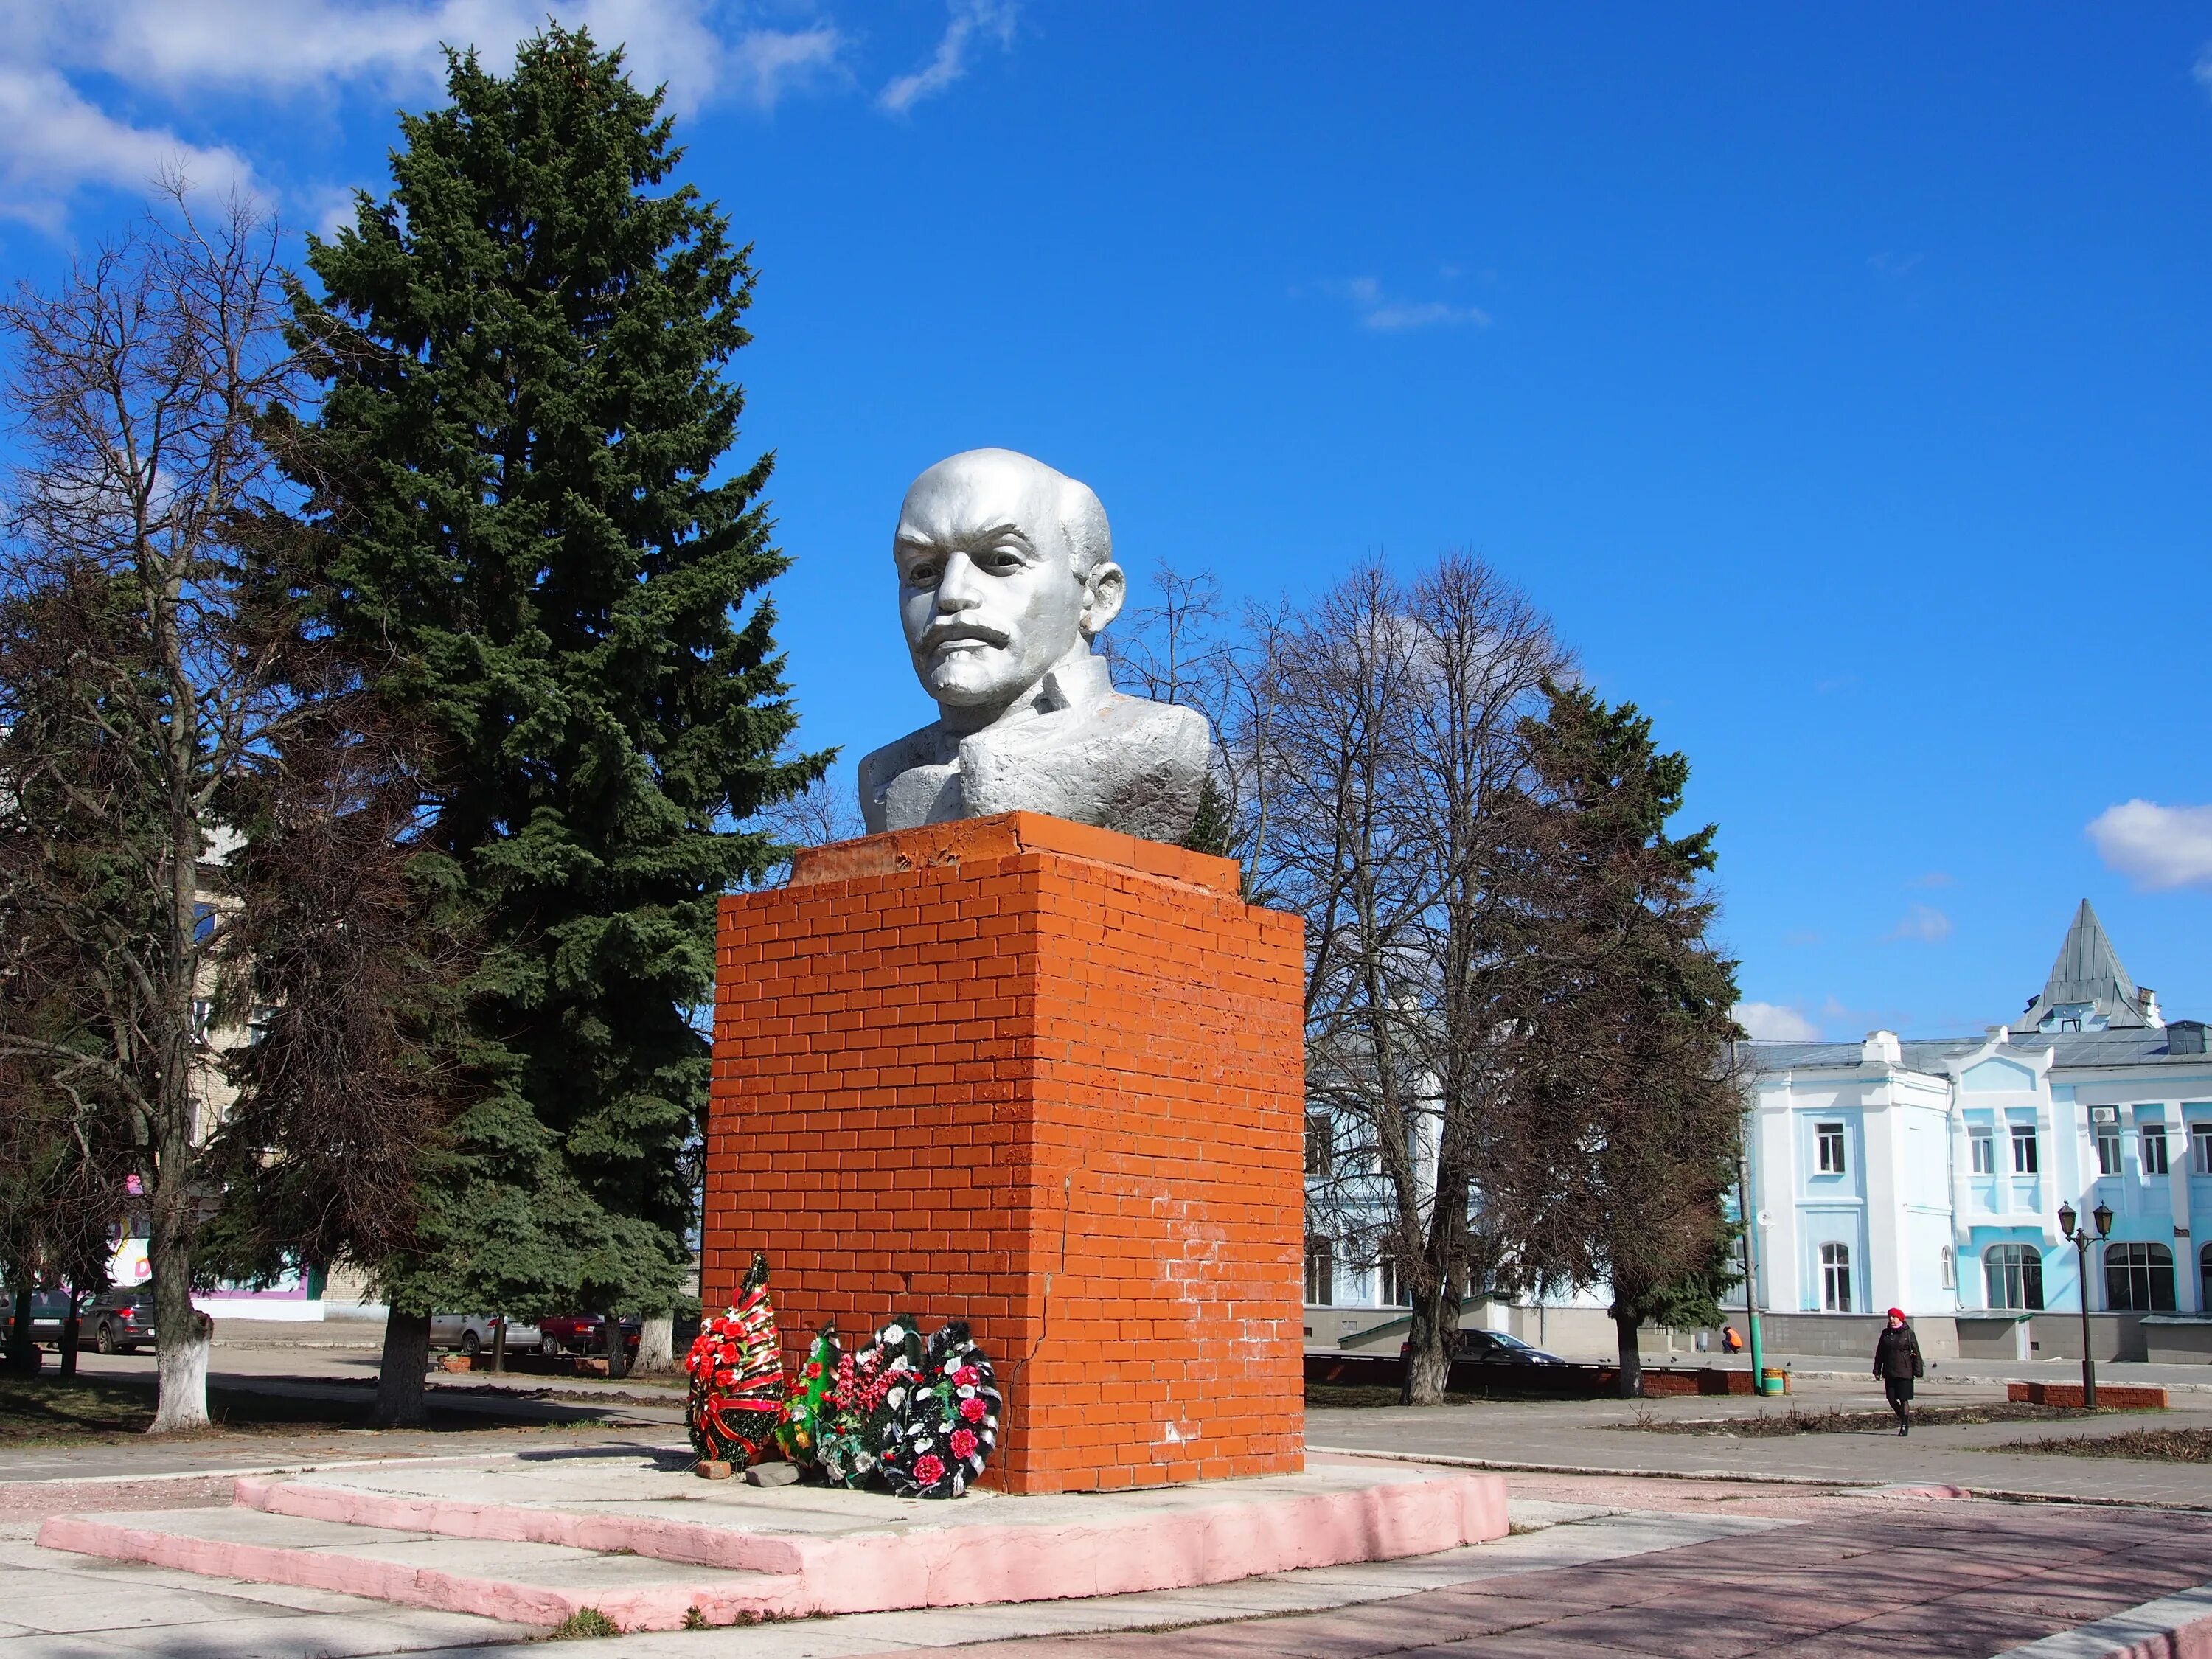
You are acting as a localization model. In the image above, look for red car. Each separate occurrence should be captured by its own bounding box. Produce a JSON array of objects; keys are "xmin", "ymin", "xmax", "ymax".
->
[{"xmin": 535, "ymin": 1314, "xmax": 641, "ymax": 1357}]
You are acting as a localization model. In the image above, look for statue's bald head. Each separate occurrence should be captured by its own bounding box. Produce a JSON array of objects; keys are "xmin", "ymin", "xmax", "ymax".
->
[
  {"xmin": 897, "ymin": 449, "xmax": 1113, "ymax": 585},
  {"xmin": 892, "ymin": 448, "xmax": 1127, "ymax": 723}
]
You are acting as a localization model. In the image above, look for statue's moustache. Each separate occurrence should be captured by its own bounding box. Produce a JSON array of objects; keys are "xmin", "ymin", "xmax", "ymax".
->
[{"xmin": 919, "ymin": 622, "xmax": 1012, "ymax": 653}]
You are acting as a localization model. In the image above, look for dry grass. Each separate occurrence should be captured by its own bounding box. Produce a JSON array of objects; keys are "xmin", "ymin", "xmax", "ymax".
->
[
  {"xmin": 1616, "ymin": 1402, "xmax": 2098, "ymax": 1437},
  {"xmin": 0, "ymin": 1372, "xmax": 624, "ymax": 1444},
  {"xmin": 0, "ymin": 1375, "xmax": 377, "ymax": 1443},
  {"xmin": 1306, "ymin": 1382, "xmax": 1501, "ymax": 1409},
  {"xmin": 1989, "ymin": 1427, "xmax": 2212, "ymax": 1463}
]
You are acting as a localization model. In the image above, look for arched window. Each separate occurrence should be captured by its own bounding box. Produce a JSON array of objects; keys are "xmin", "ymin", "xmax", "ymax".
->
[
  {"xmin": 1820, "ymin": 1242, "xmax": 1852, "ymax": 1312},
  {"xmin": 2104, "ymin": 1242, "xmax": 2176, "ymax": 1312},
  {"xmin": 1983, "ymin": 1244, "xmax": 2044, "ymax": 1310}
]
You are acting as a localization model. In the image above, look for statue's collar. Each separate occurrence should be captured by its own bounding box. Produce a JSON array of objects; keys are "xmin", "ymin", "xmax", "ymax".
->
[{"xmin": 1038, "ymin": 652, "xmax": 1115, "ymax": 713}]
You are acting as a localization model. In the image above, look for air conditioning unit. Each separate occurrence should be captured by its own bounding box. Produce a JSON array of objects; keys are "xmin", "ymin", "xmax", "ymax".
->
[{"xmin": 2090, "ymin": 1106, "xmax": 2118, "ymax": 1125}]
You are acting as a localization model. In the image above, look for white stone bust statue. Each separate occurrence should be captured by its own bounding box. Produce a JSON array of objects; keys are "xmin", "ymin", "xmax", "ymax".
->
[{"xmin": 857, "ymin": 448, "xmax": 1211, "ymax": 843}]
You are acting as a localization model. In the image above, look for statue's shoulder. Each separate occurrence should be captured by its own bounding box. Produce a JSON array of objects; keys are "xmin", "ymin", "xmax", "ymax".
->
[
  {"xmin": 858, "ymin": 725, "xmax": 953, "ymax": 835},
  {"xmin": 1107, "ymin": 692, "xmax": 1209, "ymax": 746},
  {"xmin": 857, "ymin": 726, "xmax": 935, "ymax": 793}
]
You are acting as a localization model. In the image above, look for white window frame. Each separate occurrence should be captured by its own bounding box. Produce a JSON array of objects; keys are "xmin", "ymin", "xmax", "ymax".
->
[
  {"xmin": 1304, "ymin": 1114, "xmax": 1333, "ymax": 1178},
  {"xmin": 2193, "ymin": 1122, "xmax": 2212, "ymax": 1177},
  {"xmin": 1983, "ymin": 1242, "xmax": 2045, "ymax": 1310},
  {"xmin": 1815, "ymin": 1122, "xmax": 1846, "ymax": 1175},
  {"xmin": 2011, "ymin": 1124, "xmax": 2039, "ymax": 1175},
  {"xmin": 2142, "ymin": 1122, "xmax": 2170, "ymax": 1178},
  {"xmin": 1969, "ymin": 1129, "xmax": 1995, "ymax": 1175},
  {"xmin": 2096, "ymin": 1124, "xmax": 2123, "ymax": 1176},
  {"xmin": 1819, "ymin": 1242, "xmax": 1852, "ymax": 1312},
  {"xmin": 1304, "ymin": 1239, "xmax": 1334, "ymax": 1307},
  {"xmin": 1376, "ymin": 1253, "xmax": 1410, "ymax": 1309}
]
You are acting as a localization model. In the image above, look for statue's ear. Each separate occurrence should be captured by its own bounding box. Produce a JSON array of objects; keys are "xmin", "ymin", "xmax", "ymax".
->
[{"xmin": 1081, "ymin": 560, "xmax": 1127, "ymax": 640}]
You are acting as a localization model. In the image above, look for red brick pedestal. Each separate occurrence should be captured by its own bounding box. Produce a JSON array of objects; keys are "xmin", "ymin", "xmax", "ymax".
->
[{"xmin": 703, "ymin": 812, "xmax": 1306, "ymax": 1494}]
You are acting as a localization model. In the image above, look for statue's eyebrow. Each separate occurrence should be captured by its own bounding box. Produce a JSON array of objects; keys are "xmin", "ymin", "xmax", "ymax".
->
[
  {"xmin": 894, "ymin": 522, "xmax": 1034, "ymax": 560},
  {"xmin": 959, "ymin": 523, "xmax": 1034, "ymax": 552}
]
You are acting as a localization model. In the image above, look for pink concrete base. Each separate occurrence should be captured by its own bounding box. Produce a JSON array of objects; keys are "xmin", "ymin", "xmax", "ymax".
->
[
  {"xmin": 38, "ymin": 1467, "xmax": 1508, "ymax": 1631},
  {"xmin": 34, "ymin": 1513, "xmax": 799, "ymax": 1630}
]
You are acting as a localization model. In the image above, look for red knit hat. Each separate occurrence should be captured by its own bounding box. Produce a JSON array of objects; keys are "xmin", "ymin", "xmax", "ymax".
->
[{"xmin": 1886, "ymin": 1307, "xmax": 1905, "ymax": 1320}]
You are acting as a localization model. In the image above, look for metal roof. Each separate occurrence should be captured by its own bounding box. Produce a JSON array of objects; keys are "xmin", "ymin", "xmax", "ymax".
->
[
  {"xmin": 1747, "ymin": 1026, "xmax": 2208, "ymax": 1077},
  {"xmin": 2017, "ymin": 898, "xmax": 2152, "ymax": 1030}
]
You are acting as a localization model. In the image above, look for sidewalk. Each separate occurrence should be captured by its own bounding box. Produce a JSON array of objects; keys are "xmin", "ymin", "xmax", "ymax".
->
[
  {"xmin": 7, "ymin": 1439, "xmax": 2210, "ymax": 1657},
  {"xmin": 1308, "ymin": 1384, "xmax": 2212, "ymax": 1508}
]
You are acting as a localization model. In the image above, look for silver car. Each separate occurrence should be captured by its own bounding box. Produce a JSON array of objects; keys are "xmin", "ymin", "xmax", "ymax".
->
[{"xmin": 428, "ymin": 1312, "xmax": 541, "ymax": 1357}]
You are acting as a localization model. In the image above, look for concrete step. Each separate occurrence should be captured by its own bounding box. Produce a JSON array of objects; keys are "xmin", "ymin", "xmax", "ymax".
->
[
  {"xmin": 36, "ymin": 1503, "xmax": 804, "ymax": 1631},
  {"xmin": 232, "ymin": 1469, "xmax": 810, "ymax": 1573}
]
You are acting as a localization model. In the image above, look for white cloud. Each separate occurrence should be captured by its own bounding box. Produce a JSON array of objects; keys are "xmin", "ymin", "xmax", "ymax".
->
[
  {"xmin": 879, "ymin": 0, "xmax": 1015, "ymax": 114},
  {"xmin": 18, "ymin": 0, "xmax": 837, "ymax": 116},
  {"xmin": 1325, "ymin": 276, "xmax": 1490, "ymax": 333},
  {"xmin": 0, "ymin": 62, "xmax": 254, "ymax": 229},
  {"xmin": 0, "ymin": 1, "xmax": 851, "ymax": 232},
  {"xmin": 2087, "ymin": 799, "xmax": 2212, "ymax": 891},
  {"xmin": 1736, "ymin": 1002, "xmax": 1822, "ymax": 1043},
  {"xmin": 727, "ymin": 24, "xmax": 844, "ymax": 111},
  {"xmin": 1885, "ymin": 904, "xmax": 1952, "ymax": 945},
  {"xmin": 1907, "ymin": 871, "xmax": 1953, "ymax": 889}
]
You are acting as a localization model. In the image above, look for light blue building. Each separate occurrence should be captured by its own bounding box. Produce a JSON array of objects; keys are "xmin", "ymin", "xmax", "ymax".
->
[{"xmin": 1747, "ymin": 901, "xmax": 2209, "ymax": 1328}]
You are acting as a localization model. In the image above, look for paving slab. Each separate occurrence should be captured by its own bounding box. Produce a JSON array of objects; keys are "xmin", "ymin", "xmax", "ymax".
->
[
  {"xmin": 0, "ymin": 1517, "xmax": 529, "ymax": 1658},
  {"xmin": 849, "ymin": 1500, "xmax": 2212, "ymax": 1658},
  {"xmin": 1309, "ymin": 1390, "xmax": 2212, "ymax": 1506}
]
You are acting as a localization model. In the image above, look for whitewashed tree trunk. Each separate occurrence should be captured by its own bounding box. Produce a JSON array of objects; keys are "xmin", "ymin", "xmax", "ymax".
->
[
  {"xmin": 633, "ymin": 1313, "xmax": 675, "ymax": 1374},
  {"xmin": 148, "ymin": 1308, "xmax": 212, "ymax": 1433}
]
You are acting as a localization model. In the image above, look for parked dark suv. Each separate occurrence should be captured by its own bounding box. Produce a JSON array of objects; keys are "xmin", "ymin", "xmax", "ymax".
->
[{"xmin": 83, "ymin": 1289, "xmax": 156, "ymax": 1354}]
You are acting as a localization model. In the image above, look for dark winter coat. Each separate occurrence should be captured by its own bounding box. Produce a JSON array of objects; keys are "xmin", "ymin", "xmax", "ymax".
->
[{"xmin": 1873, "ymin": 1323, "xmax": 1924, "ymax": 1380}]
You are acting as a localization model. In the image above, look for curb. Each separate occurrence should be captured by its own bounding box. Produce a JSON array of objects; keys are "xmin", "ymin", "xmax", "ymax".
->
[
  {"xmin": 1991, "ymin": 1583, "xmax": 2212, "ymax": 1658},
  {"xmin": 1307, "ymin": 1447, "xmax": 2212, "ymax": 1513}
]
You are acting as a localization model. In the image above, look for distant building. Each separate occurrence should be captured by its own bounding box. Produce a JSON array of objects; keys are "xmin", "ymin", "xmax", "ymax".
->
[{"xmin": 1745, "ymin": 900, "xmax": 2208, "ymax": 1321}]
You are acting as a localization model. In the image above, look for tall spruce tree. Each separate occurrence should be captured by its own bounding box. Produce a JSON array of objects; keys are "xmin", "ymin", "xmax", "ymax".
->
[
  {"xmin": 1478, "ymin": 681, "xmax": 1744, "ymax": 1399},
  {"xmin": 276, "ymin": 27, "xmax": 824, "ymax": 1406}
]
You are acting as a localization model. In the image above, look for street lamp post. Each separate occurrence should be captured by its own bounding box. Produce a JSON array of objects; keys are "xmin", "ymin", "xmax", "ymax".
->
[
  {"xmin": 1736, "ymin": 1148, "xmax": 1767, "ymax": 1395},
  {"xmin": 2056, "ymin": 1199, "xmax": 2113, "ymax": 1410}
]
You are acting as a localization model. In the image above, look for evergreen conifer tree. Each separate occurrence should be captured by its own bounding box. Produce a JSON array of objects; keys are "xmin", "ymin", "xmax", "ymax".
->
[
  {"xmin": 1480, "ymin": 681, "xmax": 1744, "ymax": 1399},
  {"xmin": 276, "ymin": 27, "xmax": 824, "ymax": 1402}
]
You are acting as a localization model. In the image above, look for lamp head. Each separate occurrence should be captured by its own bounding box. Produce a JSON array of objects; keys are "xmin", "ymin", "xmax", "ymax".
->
[
  {"xmin": 2057, "ymin": 1201, "xmax": 2077, "ymax": 1239},
  {"xmin": 2093, "ymin": 1202, "xmax": 2114, "ymax": 1239}
]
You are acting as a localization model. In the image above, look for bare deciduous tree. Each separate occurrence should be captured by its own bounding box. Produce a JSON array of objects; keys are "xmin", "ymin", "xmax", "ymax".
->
[
  {"xmin": 0, "ymin": 184, "xmax": 300, "ymax": 1431},
  {"xmin": 1259, "ymin": 556, "xmax": 1566, "ymax": 1403},
  {"xmin": 1116, "ymin": 552, "xmax": 1566, "ymax": 1404}
]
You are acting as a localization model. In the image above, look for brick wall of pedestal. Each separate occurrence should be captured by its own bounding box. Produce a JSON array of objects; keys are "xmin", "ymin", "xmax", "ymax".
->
[{"xmin": 703, "ymin": 811, "xmax": 1306, "ymax": 1494}]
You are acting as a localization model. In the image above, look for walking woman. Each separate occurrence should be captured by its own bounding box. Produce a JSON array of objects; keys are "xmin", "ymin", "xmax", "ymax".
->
[{"xmin": 1872, "ymin": 1307, "xmax": 1924, "ymax": 1435}]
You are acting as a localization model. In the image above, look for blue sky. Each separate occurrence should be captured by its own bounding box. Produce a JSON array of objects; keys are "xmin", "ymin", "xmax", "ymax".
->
[{"xmin": 4, "ymin": 3, "xmax": 2209, "ymax": 1040}]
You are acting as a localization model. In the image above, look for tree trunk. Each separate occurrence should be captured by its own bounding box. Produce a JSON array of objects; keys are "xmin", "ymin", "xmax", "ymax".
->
[
  {"xmin": 59, "ymin": 1289, "xmax": 81, "ymax": 1378},
  {"xmin": 151, "ymin": 1307, "xmax": 213, "ymax": 1431},
  {"xmin": 633, "ymin": 1313, "xmax": 675, "ymax": 1375},
  {"xmin": 490, "ymin": 1314, "xmax": 507, "ymax": 1374},
  {"xmin": 371, "ymin": 1307, "xmax": 431, "ymax": 1428},
  {"xmin": 1613, "ymin": 1307, "xmax": 1644, "ymax": 1399},
  {"xmin": 1402, "ymin": 1284, "xmax": 1455, "ymax": 1405},
  {"xmin": 147, "ymin": 1212, "xmax": 212, "ymax": 1433},
  {"xmin": 147, "ymin": 1022, "xmax": 210, "ymax": 1433},
  {"xmin": 5, "ymin": 1282, "xmax": 36, "ymax": 1375},
  {"xmin": 602, "ymin": 1309, "xmax": 628, "ymax": 1380}
]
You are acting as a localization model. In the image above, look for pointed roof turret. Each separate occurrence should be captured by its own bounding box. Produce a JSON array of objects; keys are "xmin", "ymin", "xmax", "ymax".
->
[{"xmin": 2020, "ymin": 900, "xmax": 2151, "ymax": 1031}]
